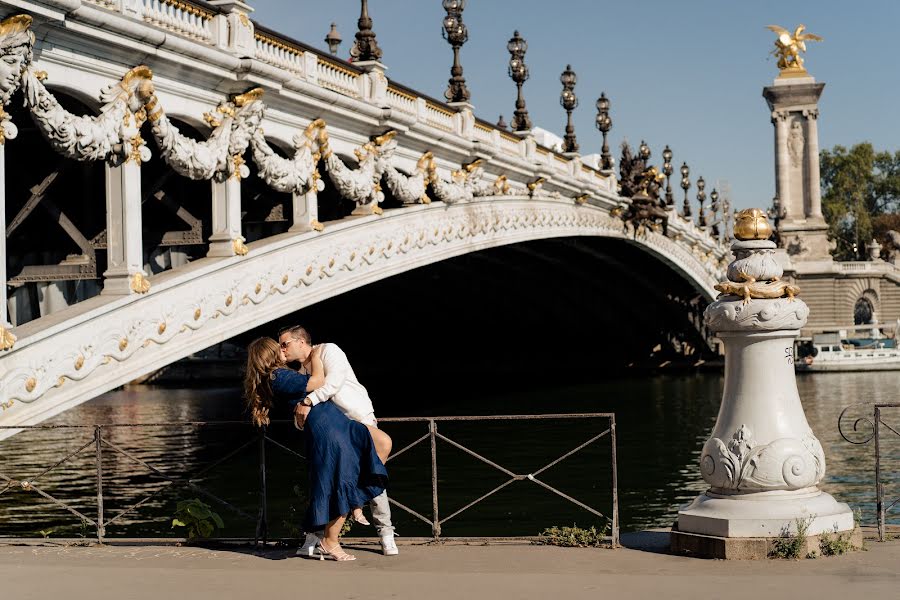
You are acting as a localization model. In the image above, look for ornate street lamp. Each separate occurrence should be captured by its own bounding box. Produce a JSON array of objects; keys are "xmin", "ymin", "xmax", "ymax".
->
[
  {"xmin": 662, "ymin": 145, "xmax": 674, "ymax": 206},
  {"xmin": 595, "ymin": 93, "xmax": 612, "ymax": 171},
  {"xmin": 325, "ymin": 23, "xmax": 342, "ymax": 56},
  {"xmin": 696, "ymin": 176, "xmax": 707, "ymax": 227},
  {"xmin": 710, "ymin": 188, "xmax": 720, "ymax": 238},
  {"xmin": 680, "ymin": 162, "xmax": 692, "ymax": 218},
  {"xmin": 442, "ymin": 0, "xmax": 470, "ymax": 103},
  {"xmin": 559, "ymin": 64, "xmax": 578, "ymax": 153},
  {"xmin": 639, "ymin": 140, "xmax": 651, "ymax": 161},
  {"xmin": 507, "ymin": 31, "xmax": 532, "ymax": 133},
  {"xmin": 350, "ymin": 0, "xmax": 382, "ymax": 62}
]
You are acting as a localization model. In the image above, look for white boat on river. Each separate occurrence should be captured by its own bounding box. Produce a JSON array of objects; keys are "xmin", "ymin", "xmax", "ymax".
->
[{"xmin": 796, "ymin": 332, "xmax": 900, "ymax": 372}]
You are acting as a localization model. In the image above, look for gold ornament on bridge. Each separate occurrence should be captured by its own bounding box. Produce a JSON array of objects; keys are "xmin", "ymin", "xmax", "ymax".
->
[
  {"xmin": 232, "ymin": 237, "xmax": 249, "ymax": 256},
  {"xmin": 0, "ymin": 325, "xmax": 16, "ymax": 351},
  {"xmin": 733, "ymin": 208, "xmax": 773, "ymax": 241},
  {"xmin": 130, "ymin": 272, "xmax": 151, "ymax": 293},
  {"xmin": 766, "ymin": 24, "xmax": 822, "ymax": 77}
]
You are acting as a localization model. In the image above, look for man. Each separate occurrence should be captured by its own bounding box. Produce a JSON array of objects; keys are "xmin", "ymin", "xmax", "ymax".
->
[{"xmin": 278, "ymin": 325, "xmax": 398, "ymax": 557}]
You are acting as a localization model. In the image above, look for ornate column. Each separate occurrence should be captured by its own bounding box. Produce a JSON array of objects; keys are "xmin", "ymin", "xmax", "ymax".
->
[
  {"xmin": 102, "ymin": 158, "xmax": 150, "ymax": 295},
  {"xmin": 764, "ymin": 65, "xmax": 830, "ymax": 261},
  {"xmin": 208, "ymin": 171, "xmax": 247, "ymax": 257},
  {"xmin": 804, "ymin": 108, "xmax": 823, "ymax": 219},
  {"xmin": 672, "ymin": 209, "xmax": 857, "ymax": 559},
  {"xmin": 772, "ymin": 110, "xmax": 791, "ymax": 219}
]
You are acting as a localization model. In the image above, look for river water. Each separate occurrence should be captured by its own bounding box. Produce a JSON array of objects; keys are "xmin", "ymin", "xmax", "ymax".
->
[{"xmin": 0, "ymin": 371, "xmax": 897, "ymax": 539}]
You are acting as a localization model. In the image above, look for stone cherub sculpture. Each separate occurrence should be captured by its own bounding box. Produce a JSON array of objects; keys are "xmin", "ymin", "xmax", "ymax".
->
[{"xmin": 766, "ymin": 24, "xmax": 822, "ymax": 74}]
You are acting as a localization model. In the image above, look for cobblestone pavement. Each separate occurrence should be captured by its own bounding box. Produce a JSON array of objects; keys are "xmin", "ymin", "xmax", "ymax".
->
[{"xmin": 1, "ymin": 532, "xmax": 898, "ymax": 600}]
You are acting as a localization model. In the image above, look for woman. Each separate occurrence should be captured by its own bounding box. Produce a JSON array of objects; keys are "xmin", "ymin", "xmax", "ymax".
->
[{"xmin": 244, "ymin": 337, "xmax": 390, "ymax": 561}]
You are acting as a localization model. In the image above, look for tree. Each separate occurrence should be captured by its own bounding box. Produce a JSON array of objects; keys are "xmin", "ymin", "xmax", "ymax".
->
[{"xmin": 820, "ymin": 143, "xmax": 900, "ymax": 260}]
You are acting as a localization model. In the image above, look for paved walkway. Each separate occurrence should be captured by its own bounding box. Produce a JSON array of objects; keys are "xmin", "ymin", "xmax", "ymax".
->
[{"xmin": 1, "ymin": 532, "xmax": 898, "ymax": 600}]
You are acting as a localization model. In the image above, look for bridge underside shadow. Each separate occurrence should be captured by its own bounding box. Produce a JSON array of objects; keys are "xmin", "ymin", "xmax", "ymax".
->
[{"xmin": 230, "ymin": 236, "xmax": 712, "ymax": 412}]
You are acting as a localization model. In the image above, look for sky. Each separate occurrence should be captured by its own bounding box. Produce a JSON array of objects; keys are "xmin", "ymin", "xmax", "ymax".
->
[{"xmin": 249, "ymin": 0, "xmax": 900, "ymax": 211}]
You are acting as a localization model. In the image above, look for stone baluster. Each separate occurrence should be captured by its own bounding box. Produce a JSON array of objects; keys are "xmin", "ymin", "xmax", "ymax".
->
[
  {"xmin": 102, "ymin": 160, "xmax": 150, "ymax": 294},
  {"xmin": 672, "ymin": 208, "xmax": 857, "ymax": 559}
]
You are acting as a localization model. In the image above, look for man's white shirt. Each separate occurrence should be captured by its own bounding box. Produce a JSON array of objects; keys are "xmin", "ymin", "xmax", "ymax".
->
[{"xmin": 300, "ymin": 343, "xmax": 376, "ymax": 423}]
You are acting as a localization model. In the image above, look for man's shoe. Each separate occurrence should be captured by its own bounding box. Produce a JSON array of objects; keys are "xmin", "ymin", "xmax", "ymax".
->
[
  {"xmin": 380, "ymin": 533, "xmax": 399, "ymax": 556},
  {"xmin": 297, "ymin": 532, "xmax": 322, "ymax": 558}
]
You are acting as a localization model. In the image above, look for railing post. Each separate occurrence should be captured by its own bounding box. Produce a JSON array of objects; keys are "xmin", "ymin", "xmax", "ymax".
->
[
  {"xmin": 207, "ymin": 177, "xmax": 244, "ymax": 257},
  {"xmin": 875, "ymin": 406, "xmax": 884, "ymax": 542},
  {"xmin": 255, "ymin": 427, "xmax": 268, "ymax": 545},
  {"xmin": 101, "ymin": 161, "xmax": 149, "ymax": 295},
  {"xmin": 95, "ymin": 425, "xmax": 105, "ymax": 543},
  {"xmin": 288, "ymin": 188, "xmax": 319, "ymax": 233},
  {"xmin": 610, "ymin": 415, "xmax": 619, "ymax": 548},
  {"xmin": 0, "ymin": 141, "xmax": 14, "ymax": 349},
  {"xmin": 429, "ymin": 420, "xmax": 441, "ymax": 541}
]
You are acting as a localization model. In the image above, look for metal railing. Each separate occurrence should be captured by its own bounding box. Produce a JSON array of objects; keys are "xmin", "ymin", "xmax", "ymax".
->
[
  {"xmin": 0, "ymin": 413, "xmax": 618, "ymax": 546},
  {"xmin": 839, "ymin": 403, "xmax": 900, "ymax": 541}
]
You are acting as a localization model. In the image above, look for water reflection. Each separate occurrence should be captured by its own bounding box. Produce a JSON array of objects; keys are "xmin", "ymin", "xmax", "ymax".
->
[{"xmin": 0, "ymin": 372, "xmax": 897, "ymax": 537}]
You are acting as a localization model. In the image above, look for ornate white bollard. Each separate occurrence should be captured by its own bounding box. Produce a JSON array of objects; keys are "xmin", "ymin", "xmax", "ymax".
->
[{"xmin": 673, "ymin": 209, "xmax": 856, "ymax": 557}]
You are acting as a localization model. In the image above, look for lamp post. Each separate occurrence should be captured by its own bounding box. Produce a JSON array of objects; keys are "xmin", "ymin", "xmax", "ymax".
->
[
  {"xmin": 325, "ymin": 23, "xmax": 342, "ymax": 56},
  {"xmin": 442, "ymin": 0, "xmax": 470, "ymax": 103},
  {"xmin": 639, "ymin": 140, "xmax": 651, "ymax": 161},
  {"xmin": 507, "ymin": 31, "xmax": 532, "ymax": 133},
  {"xmin": 595, "ymin": 93, "xmax": 612, "ymax": 171},
  {"xmin": 662, "ymin": 145, "xmax": 674, "ymax": 206},
  {"xmin": 560, "ymin": 64, "xmax": 578, "ymax": 153},
  {"xmin": 349, "ymin": 0, "xmax": 382, "ymax": 63},
  {"xmin": 697, "ymin": 176, "xmax": 707, "ymax": 227},
  {"xmin": 680, "ymin": 162, "xmax": 692, "ymax": 218},
  {"xmin": 710, "ymin": 188, "xmax": 720, "ymax": 238}
]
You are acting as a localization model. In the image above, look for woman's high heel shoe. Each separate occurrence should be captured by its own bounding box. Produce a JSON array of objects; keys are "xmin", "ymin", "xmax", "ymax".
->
[{"xmin": 318, "ymin": 541, "xmax": 356, "ymax": 562}]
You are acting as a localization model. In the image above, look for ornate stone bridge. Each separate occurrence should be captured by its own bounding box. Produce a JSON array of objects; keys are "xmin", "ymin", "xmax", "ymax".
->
[{"xmin": 0, "ymin": 1, "xmax": 728, "ymax": 433}]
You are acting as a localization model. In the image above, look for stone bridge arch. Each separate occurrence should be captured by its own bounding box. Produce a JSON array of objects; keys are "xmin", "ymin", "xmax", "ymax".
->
[{"xmin": 0, "ymin": 198, "xmax": 720, "ymax": 435}]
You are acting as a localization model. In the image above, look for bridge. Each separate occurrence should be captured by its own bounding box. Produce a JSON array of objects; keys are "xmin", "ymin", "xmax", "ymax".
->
[{"xmin": 0, "ymin": 1, "xmax": 728, "ymax": 433}]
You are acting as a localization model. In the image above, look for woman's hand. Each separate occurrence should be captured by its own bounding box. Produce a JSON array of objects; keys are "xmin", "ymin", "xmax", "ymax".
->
[{"xmin": 294, "ymin": 403, "xmax": 311, "ymax": 430}]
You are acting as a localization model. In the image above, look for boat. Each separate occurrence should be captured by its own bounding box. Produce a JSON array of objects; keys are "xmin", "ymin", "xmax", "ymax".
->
[{"xmin": 795, "ymin": 332, "xmax": 900, "ymax": 372}]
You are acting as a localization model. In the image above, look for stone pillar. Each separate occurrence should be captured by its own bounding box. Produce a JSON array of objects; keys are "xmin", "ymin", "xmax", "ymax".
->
[
  {"xmin": 804, "ymin": 109, "xmax": 823, "ymax": 219},
  {"xmin": 773, "ymin": 111, "xmax": 791, "ymax": 219},
  {"xmin": 102, "ymin": 161, "xmax": 149, "ymax": 295},
  {"xmin": 671, "ymin": 209, "xmax": 857, "ymax": 559},
  {"xmin": 763, "ymin": 76, "xmax": 830, "ymax": 262},
  {"xmin": 288, "ymin": 187, "xmax": 320, "ymax": 233},
  {"xmin": 208, "ymin": 176, "xmax": 246, "ymax": 257},
  {"xmin": 0, "ymin": 143, "xmax": 14, "ymax": 350}
]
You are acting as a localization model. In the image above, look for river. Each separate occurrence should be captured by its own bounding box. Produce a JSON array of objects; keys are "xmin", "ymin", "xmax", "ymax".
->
[{"xmin": 0, "ymin": 371, "xmax": 897, "ymax": 539}]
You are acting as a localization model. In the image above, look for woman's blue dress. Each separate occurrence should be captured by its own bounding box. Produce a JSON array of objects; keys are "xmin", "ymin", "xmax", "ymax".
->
[{"xmin": 270, "ymin": 368, "xmax": 387, "ymax": 532}]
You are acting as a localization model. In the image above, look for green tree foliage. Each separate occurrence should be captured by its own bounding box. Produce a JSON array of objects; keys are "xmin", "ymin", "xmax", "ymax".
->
[{"xmin": 820, "ymin": 143, "xmax": 900, "ymax": 260}]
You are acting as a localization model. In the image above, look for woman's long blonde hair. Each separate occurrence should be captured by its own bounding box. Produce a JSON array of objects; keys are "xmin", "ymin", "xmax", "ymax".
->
[{"xmin": 243, "ymin": 337, "xmax": 285, "ymax": 427}]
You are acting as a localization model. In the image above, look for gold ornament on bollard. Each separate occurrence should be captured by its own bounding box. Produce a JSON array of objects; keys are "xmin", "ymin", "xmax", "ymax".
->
[
  {"xmin": 715, "ymin": 209, "xmax": 800, "ymax": 303},
  {"xmin": 733, "ymin": 208, "xmax": 773, "ymax": 241},
  {"xmin": 766, "ymin": 24, "xmax": 822, "ymax": 77}
]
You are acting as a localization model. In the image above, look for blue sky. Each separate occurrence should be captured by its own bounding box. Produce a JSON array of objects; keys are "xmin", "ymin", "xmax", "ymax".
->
[{"xmin": 250, "ymin": 0, "xmax": 900, "ymax": 210}]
